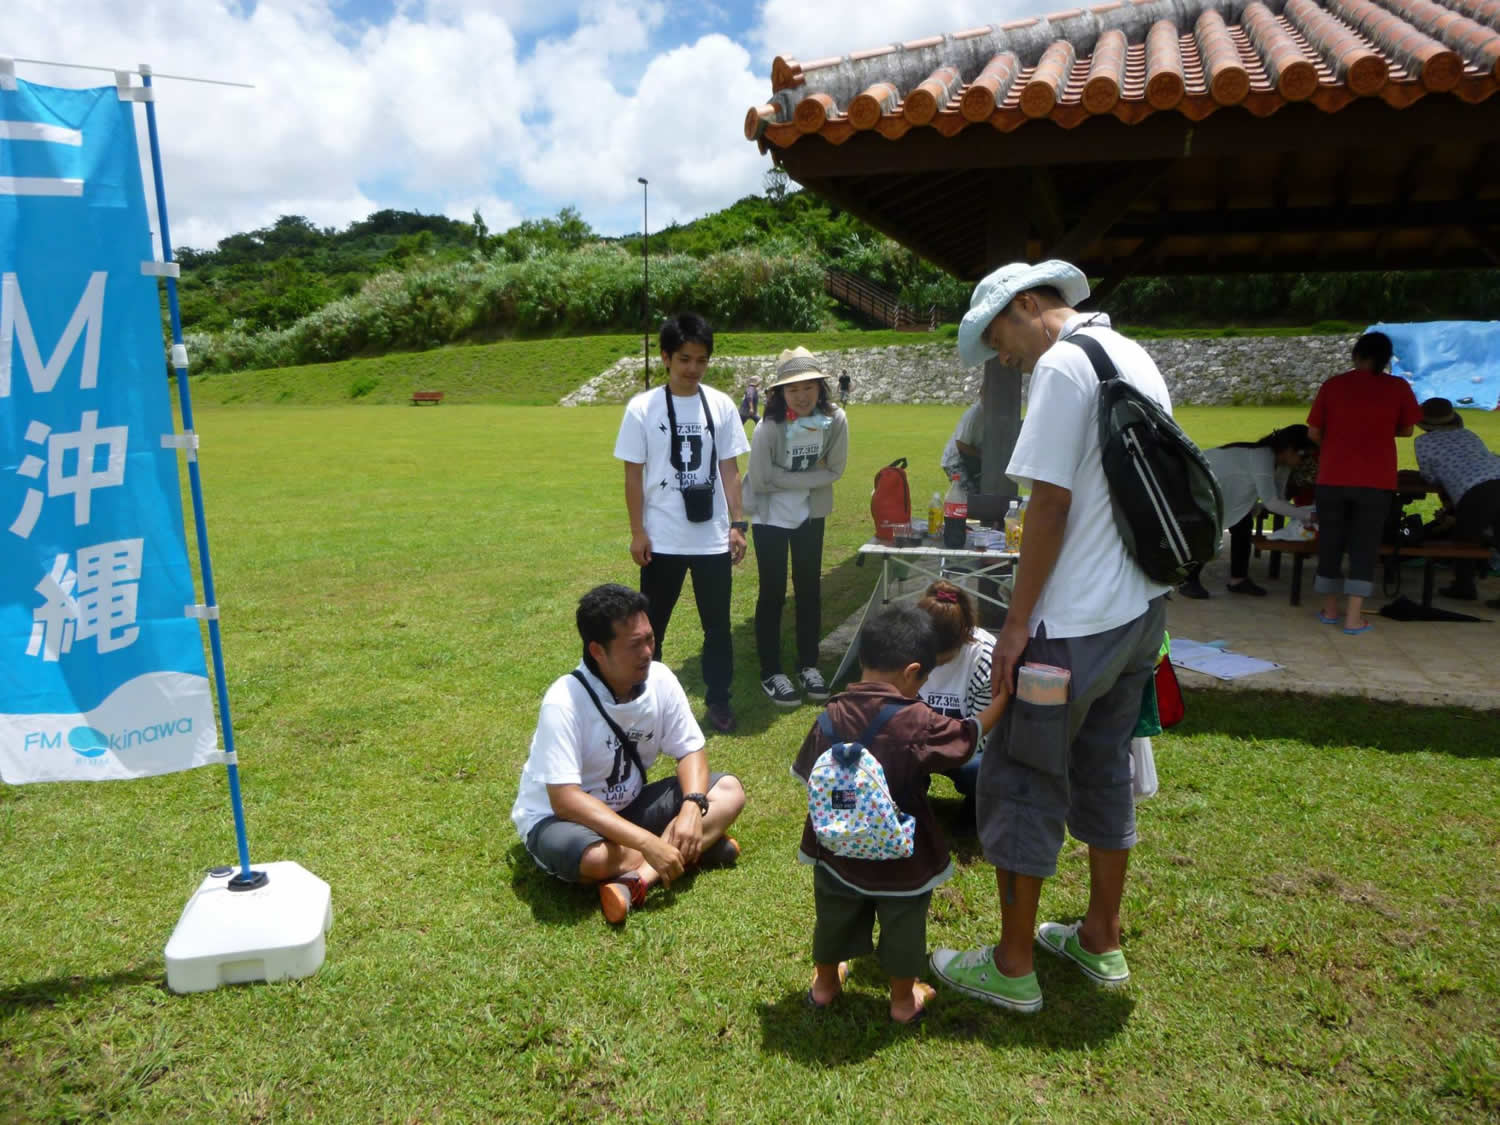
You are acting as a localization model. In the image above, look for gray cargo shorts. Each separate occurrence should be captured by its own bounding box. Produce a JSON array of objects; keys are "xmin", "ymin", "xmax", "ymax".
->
[{"xmin": 977, "ymin": 597, "xmax": 1166, "ymax": 878}]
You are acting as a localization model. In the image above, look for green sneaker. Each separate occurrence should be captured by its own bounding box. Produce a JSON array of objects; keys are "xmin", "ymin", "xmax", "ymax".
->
[
  {"xmin": 1036, "ymin": 921, "xmax": 1129, "ymax": 987},
  {"xmin": 929, "ymin": 946, "xmax": 1043, "ymax": 1014}
]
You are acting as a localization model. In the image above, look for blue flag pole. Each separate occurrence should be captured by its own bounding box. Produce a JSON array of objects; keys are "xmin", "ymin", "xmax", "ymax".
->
[{"xmin": 139, "ymin": 66, "xmax": 263, "ymax": 890}]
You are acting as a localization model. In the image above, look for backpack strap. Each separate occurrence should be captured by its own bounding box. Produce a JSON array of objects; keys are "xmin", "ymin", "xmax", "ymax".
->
[
  {"xmin": 1064, "ymin": 331, "xmax": 1120, "ymax": 384},
  {"xmin": 570, "ymin": 669, "xmax": 646, "ymax": 788},
  {"xmin": 817, "ymin": 701, "xmax": 911, "ymax": 764}
]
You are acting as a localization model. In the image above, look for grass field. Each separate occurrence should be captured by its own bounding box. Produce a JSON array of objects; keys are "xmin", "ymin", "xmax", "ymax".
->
[
  {"xmin": 186, "ymin": 321, "xmax": 1360, "ymax": 408},
  {"xmin": 1, "ymin": 404, "xmax": 1496, "ymax": 1121}
]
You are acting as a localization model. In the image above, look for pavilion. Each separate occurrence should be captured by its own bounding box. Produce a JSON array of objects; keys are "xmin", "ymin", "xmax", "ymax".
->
[{"xmin": 745, "ymin": 0, "xmax": 1500, "ymax": 506}]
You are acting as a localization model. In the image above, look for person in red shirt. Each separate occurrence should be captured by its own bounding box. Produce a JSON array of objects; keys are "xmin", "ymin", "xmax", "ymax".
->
[{"xmin": 1306, "ymin": 332, "xmax": 1422, "ymax": 633}]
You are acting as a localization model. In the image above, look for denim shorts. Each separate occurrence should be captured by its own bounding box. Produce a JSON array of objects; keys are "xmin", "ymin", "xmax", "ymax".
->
[{"xmin": 524, "ymin": 772, "xmax": 730, "ymax": 883}]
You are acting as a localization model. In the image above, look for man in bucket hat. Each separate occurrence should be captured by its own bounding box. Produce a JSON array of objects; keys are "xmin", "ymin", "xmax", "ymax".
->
[
  {"xmin": 930, "ymin": 260, "xmax": 1171, "ymax": 1014},
  {"xmin": 1413, "ymin": 397, "xmax": 1500, "ymax": 601}
]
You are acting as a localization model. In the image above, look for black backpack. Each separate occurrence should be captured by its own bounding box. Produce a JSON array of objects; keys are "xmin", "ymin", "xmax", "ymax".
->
[{"xmin": 1064, "ymin": 332, "xmax": 1225, "ymax": 586}]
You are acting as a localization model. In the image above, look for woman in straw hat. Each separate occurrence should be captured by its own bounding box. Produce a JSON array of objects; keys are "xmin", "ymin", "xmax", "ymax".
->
[
  {"xmin": 1413, "ymin": 397, "xmax": 1500, "ymax": 601},
  {"xmin": 743, "ymin": 347, "xmax": 849, "ymax": 709}
]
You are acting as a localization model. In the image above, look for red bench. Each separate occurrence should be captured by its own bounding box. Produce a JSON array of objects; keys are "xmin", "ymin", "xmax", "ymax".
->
[
  {"xmin": 410, "ymin": 391, "xmax": 444, "ymax": 406},
  {"xmin": 1249, "ymin": 535, "xmax": 1491, "ymax": 608}
]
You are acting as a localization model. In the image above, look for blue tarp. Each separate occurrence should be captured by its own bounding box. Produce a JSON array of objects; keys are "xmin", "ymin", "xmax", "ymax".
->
[{"xmin": 1367, "ymin": 320, "xmax": 1500, "ymax": 413}]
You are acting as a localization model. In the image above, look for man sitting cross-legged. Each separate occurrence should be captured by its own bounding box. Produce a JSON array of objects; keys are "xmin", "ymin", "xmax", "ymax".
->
[{"xmin": 511, "ymin": 583, "xmax": 747, "ymax": 924}]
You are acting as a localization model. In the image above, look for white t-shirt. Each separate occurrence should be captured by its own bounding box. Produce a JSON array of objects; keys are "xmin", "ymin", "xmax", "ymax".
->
[
  {"xmin": 510, "ymin": 661, "xmax": 705, "ymax": 840},
  {"xmin": 614, "ymin": 384, "xmax": 751, "ymax": 556},
  {"xmin": 918, "ymin": 628, "xmax": 995, "ymax": 719},
  {"xmin": 1203, "ymin": 445, "xmax": 1304, "ymax": 528},
  {"xmin": 1006, "ymin": 313, "xmax": 1173, "ymax": 639},
  {"xmin": 941, "ymin": 402, "xmax": 983, "ymax": 483}
]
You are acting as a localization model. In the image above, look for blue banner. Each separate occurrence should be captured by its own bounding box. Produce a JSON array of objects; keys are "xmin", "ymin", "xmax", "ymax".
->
[
  {"xmin": 0, "ymin": 79, "xmax": 216, "ymax": 783},
  {"xmin": 1369, "ymin": 320, "xmax": 1500, "ymax": 413}
]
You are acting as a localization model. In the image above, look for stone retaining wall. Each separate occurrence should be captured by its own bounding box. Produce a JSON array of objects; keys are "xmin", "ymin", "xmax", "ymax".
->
[{"xmin": 559, "ymin": 333, "xmax": 1353, "ymax": 407}]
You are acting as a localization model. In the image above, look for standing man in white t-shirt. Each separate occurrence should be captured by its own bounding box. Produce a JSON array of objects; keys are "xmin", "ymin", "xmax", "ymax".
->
[
  {"xmin": 930, "ymin": 261, "xmax": 1169, "ymax": 1016},
  {"xmin": 615, "ymin": 314, "xmax": 752, "ymax": 733},
  {"xmin": 512, "ymin": 584, "xmax": 747, "ymax": 924}
]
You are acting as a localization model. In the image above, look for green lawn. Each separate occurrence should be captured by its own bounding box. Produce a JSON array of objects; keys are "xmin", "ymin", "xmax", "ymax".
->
[{"xmin": 1, "ymin": 404, "xmax": 1496, "ymax": 1121}]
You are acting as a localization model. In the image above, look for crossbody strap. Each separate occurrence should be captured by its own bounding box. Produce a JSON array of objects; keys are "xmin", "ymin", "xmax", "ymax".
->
[
  {"xmin": 1063, "ymin": 329, "xmax": 1118, "ymax": 384},
  {"xmin": 663, "ymin": 386, "xmax": 718, "ymax": 485},
  {"xmin": 570, "ymin": 669, "xmax": 647, "ymax": 788}
]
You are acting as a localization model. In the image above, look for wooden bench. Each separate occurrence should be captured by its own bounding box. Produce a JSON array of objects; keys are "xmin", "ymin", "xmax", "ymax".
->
[
  {"xmin": 410, "ymin": 391, "xmax": 444, "ymax": 406},
  {"xmin": 1249, "ymin": 536, "xmax": 1491, "ymax": 607}
]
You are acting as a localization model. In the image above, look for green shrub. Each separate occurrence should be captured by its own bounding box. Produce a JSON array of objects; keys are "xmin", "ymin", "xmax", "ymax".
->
[
  {"xmin": 349, "ymin": 375, "xmax": 378, "ymax": 398},
  {"xmin": 190, "ymin": 246, "xmax": 828, "ymax": 374}
]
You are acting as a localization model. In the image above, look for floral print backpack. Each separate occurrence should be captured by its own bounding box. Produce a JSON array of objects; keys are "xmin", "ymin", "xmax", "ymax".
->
[{"xmin": 807, "ymin": 703, "xmax": 915, "ymax": 861}]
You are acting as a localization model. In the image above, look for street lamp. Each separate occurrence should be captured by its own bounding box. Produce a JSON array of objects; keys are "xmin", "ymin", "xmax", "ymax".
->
[{"xmin": 637, "ymin": 177, "xmax": 649, "ymax": 389}]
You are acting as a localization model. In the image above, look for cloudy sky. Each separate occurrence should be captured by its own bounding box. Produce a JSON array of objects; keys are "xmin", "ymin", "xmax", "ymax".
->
[{"xmin": 10, "ymin": 0, "xmax": 1038, "ymax": 250}]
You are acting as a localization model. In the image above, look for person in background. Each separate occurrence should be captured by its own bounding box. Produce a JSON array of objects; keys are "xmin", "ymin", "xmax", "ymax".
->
[
  {"xmin": 1306, "ymin": 332, "xmax": 1421, "ymax": 635},
  {"xmin": 1413, "ymin": 397, "xmax": 1500, "ymax": 601},
  {"xmin": 940, "ymin": 401, "xmax": 983, "ymax": 496},
  {"xmin": 914, "ymin": 580, "xmax": 995, "ymax": 829},
  {"xmin": 744, "ymin": 347, "xmax": 849, "ymax": 709},
  {"xmin": 739, "ymin": 375, "xmax": 761, "ymax": 424},
  {"xmin": 1179, "ymin": 425, "xmax": 1320, "ymax": 599},
  {"xmin": 615, "ymin": 313, "xmax": 752, "ymax": 733},
  {"xmin": 838, "ymin": 371, "xmax": 852, "ymax": 406}
]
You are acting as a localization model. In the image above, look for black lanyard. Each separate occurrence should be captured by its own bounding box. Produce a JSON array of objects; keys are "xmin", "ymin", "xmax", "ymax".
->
[
  {"xmin": 570, "ymin": 670, "xmax": 647, "ymax": 788},
  {"xmin": 663, "ymin": 387, "xmax": 718, "ymax": 485}
]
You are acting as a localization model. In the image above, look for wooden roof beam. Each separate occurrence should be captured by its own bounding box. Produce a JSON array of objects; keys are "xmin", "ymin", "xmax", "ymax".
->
[{"xmin": 1046, "ymin": 162, "xmax": 1174, "ymax": 262}]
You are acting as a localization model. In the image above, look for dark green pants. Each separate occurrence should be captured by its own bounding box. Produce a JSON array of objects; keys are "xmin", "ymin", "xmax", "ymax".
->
[{"xmin": 811, "ymin": 865, "xmax": 932, "ymax": 979}]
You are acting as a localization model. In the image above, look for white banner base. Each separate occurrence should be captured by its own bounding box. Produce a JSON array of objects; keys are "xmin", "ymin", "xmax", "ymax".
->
[
  {"xmin": 0, "ymin": 671, "xmax": 218, "ymax": 784},
  {"xmin": 165, "ymin": 860, "xmax": 332, "ymax": 994}
]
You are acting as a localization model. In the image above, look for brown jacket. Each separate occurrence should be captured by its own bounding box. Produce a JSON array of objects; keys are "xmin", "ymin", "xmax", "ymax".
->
[{"xmin": 792, "ymin": 682, "xmax": 979, "ymax": 896}]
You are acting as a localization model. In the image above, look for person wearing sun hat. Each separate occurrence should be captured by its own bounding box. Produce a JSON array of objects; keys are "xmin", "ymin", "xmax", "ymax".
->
[
  {"xmin": 930, "ymin": 260, "xmax": 1171, "ymax": 1017},
  {"xmin": 742, "ymin": 346, "xmax": 849, "ymax": 709},
  {"xmin": 1413, "ymin": 397, "xmax": 1500, "ymax": 600}
]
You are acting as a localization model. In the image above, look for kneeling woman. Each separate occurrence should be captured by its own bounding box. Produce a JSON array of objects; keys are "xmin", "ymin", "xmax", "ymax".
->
[
  {"xmin": 745, "ymin": 347, "xmax": 849, "ymax": 708},
  {"xmin": 1180, "ymin": 425, "xmax": 1319, "ymax": 599},
  {"xmin": 915, "ymin": 580, "xmax": 995, "ymax": 825}
]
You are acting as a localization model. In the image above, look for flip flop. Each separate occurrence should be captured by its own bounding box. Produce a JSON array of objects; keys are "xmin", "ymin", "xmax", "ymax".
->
[
  {"xmin": 1343, "ymin": 622, "xmax": 1373, "ymax": 635},
  {"xmin": 890, "ymin": 981, "xmax": 936, "ymax": 1025},
  {"xmin": 805, "ymin": 961, "xmax": 850, "ymax": 1010},
  {"xmin": 598, "ymin": 872, "xmax": 647, "ymax": 925},
  {"xmin": 1317, "ymin": 612, "xmax": 1340, "ymax": 625}
]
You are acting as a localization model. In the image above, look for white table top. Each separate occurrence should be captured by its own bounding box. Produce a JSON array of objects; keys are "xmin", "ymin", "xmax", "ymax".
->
[{"xmin": 858, "ymin": 538, "xmax": 1018, "ymax": 561}]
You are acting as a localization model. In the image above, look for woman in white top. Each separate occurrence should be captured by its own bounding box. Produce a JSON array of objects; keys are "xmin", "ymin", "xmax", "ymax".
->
[
  {"xmin": 915, "ymin": 580, "xmax": 995, "ymax": 829},
  {"xmin": 743, "ymin": 347, "xmax": 849, "ymax": 709},
  {"xmin": 1180, "ymin": 425, "xmax": 1318, "ymax": 599}
]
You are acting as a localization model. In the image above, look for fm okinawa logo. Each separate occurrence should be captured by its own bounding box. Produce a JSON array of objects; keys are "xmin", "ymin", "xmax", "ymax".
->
[{"xmin": 24, "ymin": 716, "xmax": 194, "ymax": 758}]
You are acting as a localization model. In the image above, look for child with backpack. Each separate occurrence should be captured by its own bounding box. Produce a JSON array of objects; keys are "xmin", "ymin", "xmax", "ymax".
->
[{"xmin": 791, "ymin": 606, "xmax": 1009, "ymax": 1024}]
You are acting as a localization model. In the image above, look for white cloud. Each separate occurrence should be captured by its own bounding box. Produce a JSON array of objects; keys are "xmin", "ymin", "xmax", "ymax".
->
[
  {"xmin": 4, "ymin": 0, "xmax": 782, "ymax": 249},
  {"xmin": 752, "ymin": 0, "xmax": 1044, "ymax": 65}
]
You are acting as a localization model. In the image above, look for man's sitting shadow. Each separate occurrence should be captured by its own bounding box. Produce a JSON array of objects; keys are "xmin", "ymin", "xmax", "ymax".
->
[
  {"xmin": 507, "ymin": 841, "xmax": 702, "ymax": 928},
  {"xmin": 757, "ymin": 952, "xmax": 1134, "ymax": 1066}
]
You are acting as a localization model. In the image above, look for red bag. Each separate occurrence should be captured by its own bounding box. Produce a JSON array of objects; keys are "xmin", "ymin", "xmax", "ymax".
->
[
  {"xmin": 1154, "ymin": 657, "xmax": 1185, "ymax": 729},
  {"xmin": 870, "ymin": 457, "xmax": 910, "ymax": 541}
]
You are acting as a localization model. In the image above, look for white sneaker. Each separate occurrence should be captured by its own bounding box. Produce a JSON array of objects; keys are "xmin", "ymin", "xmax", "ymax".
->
[
  {"xmin": 760, "ymin": 674, "xmax": 800, "ymax": 710},
  {"xmin": 798, "ymin": 667, "xmax": 829, "ymax": 702}
]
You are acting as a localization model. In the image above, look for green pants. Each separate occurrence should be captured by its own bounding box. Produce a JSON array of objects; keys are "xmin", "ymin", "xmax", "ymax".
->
[{"xmin": 811, "ymin": 865, "xmax": 932, "ymax": 980}]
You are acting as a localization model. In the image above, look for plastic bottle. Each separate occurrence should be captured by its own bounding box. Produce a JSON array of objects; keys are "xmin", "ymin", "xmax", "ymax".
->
[
  {"xmin": 942, "ymin": 473, "xmax": 968, "ymax": 548},
  {"xmin": 1016, "ymin": 496, "xmax": 1029, "ymax": 550},
  {"xmin": 1004, "ymin": 500, "xmax": 1021, "ymax": 551},
  {"xmin": 926, "ymin": 492, "xmax": 943, "ymax": 537}
]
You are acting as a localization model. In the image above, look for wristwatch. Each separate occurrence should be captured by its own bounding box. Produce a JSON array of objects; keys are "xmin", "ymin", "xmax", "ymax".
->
[
  {"xmin": 730, "ymin": 521, "xmax": 748, "ymax": 532},
  {"xmin": 683, "ymin": 792, "xmax": 710, "ymax": 815}
]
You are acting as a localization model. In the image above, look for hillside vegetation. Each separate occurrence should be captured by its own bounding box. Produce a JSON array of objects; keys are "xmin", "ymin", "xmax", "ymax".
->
[{"xmin": 176, "ymin": 192, "xmax": 1500, "ymax": 377}]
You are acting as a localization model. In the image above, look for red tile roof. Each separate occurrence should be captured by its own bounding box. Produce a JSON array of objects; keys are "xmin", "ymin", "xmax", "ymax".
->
[{"xmin": 744, "ymin": 0, "xmax": 1500, "ymax": 146}]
